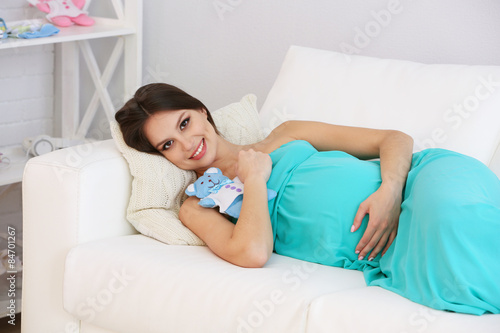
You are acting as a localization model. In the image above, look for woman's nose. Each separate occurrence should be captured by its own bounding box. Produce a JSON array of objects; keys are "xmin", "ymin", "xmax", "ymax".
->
[{"xmin": 179, "ymin": 136, "xmax": 194, "ymax": 152}]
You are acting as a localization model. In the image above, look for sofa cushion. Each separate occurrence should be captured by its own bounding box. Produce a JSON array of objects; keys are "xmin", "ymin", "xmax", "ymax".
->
[
  {"xmin": 259, "ymin": 45, "xmax": 500, "ymax": 166},
  {"xmin": 110, "ymin": 94, "xmax": 264, "ymax": 246},
  {"xmin": 306, "ymin": 287, "xmax": 500, "ymax": 333},
  {"xmin": 63, "ymin": 235, "xmax": 365, "ymax": 333}
]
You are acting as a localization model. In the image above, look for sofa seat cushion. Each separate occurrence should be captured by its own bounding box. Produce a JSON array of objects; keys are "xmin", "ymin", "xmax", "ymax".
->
[
  {"xmin": 63, "ymin": 235, "xmax": 365, "ymax": 333},
  {"xmin": 306, "ymin": 287, "xmax": 500, "ymax": 333}
]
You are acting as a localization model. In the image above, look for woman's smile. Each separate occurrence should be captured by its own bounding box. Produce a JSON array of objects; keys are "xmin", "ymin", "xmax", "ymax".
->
[{"xmin": 190, "ymin": 138, "xmax": 206, "ymax": 160}]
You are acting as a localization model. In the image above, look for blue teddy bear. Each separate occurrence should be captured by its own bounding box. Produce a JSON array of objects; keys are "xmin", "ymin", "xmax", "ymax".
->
[{"xmin": 185, "ymin": 167, "xmax": 277, "ymax": 219}]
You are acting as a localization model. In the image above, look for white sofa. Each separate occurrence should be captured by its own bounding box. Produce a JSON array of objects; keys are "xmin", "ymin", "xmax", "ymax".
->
[{"xmin": 22, "ymin": 46, "xmax": 500, "ymax": 332}]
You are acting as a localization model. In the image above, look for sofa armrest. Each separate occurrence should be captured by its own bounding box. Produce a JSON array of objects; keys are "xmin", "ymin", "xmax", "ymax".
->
[{"xmin": 22, "ymin": 139, "xmax": 136, "ymax": 333}]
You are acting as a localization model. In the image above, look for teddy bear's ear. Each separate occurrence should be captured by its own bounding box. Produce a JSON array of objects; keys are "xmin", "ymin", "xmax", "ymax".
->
[
  {"xmin": 185, "ymin": 184, "xmax": 196, "ymax": 196},
  {"xmin": 205, "ymin": 167, "xmax": 220, "ymax": 174}
]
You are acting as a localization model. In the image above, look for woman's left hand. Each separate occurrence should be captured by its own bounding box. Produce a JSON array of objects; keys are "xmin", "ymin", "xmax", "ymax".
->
[{"xmin": 351, "ymin": 184, "xmax": 402, "ymax": 261}]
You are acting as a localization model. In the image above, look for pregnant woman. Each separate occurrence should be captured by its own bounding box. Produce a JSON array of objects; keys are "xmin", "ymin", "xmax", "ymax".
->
[{"xmin": 115, "ymin": 83, "xmax": 500, "ymax": 315}]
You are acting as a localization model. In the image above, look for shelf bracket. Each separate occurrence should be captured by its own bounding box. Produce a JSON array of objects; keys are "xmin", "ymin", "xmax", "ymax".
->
[
  {"xmin": 77, "ymin": 40, "xmax": 120, "ymax": 136},
  {"xmin": 59, "ymin": 42, "xmax": 80, "ymax": 139},
  {"xmin": 76, "ymin": 38, "xmax": 125, "ymax": 138}
]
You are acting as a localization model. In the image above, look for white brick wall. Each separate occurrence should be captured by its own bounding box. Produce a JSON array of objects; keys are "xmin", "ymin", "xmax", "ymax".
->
[
  {"xmin": 0, "ymin": 46, "xmax": 55, "ymax": 146},
  {"xmin": 0, "ymin": 0, "xmax": 33, "ymax": 22},
  {"xmin": 0, "ymin": 1, "xmax": 55, "ymax": 146},
  {"xmin": 0, "ymin": 1, "xmax": 54, "ymax": 240},
  {"xmin": 0, "ymin": 1, "xmax": 55, "ymax": 150}
]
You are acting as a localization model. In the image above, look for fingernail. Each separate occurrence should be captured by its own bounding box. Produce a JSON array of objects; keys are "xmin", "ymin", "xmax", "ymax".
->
[
  {"xmin": 368, "ymin": 257, "xmax": 374, "ymax": 261},
  {"xmin": 355, "ymin": 250, "xmax": 360, "ymax": 254},
  {"xmin": 358, "ymin": 256, "xmax": 364, "ymax": 260},
  {"xmin": 350, "ymin": 225, "xmax": 355, "ymax": 232}
]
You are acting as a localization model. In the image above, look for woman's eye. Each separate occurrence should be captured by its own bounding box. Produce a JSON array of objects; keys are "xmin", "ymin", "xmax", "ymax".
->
[
  {"xmin": 162, "ymin": 140, "xmax": 173, "ymax": 151},
  {"xmin": 180, "ymin": 117, "xmax": 190, "ymax": 130}
]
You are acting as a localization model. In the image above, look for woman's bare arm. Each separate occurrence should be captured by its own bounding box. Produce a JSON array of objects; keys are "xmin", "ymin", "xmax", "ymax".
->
[
  {"xmin": 180, "ymin": 120, "xmax": 412, "ymax": 266},
  {"xmin": 272, "ymin": 120, "xmax": 414, "ymax": 260},
  {"xmin": 179, "ymin": 150, "xmax": 273, "ymax": 268},
  {"xmin": 270, "ymin": 120, "xmax": 412, "ymax": 159}
]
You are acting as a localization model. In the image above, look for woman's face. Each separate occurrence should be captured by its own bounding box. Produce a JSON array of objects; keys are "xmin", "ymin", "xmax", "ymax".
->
[{"xmin": 143, "ymin": 108, "xmax": 218, "ymax": 171}]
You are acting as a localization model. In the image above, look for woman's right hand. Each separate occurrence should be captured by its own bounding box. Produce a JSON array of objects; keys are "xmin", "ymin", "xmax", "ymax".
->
[{"xmin": 235, "ymin": 149, "xmax": 272, "ymax": 184}]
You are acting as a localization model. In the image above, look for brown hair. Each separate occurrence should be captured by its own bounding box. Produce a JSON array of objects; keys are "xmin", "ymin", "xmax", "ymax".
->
[{"xmin": 115, "ymin": 83, "xmax": 218, "ymax": 155}]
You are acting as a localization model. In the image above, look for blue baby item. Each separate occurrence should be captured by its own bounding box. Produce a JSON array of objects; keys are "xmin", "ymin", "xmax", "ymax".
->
[
  {"xmin": 7, "ymin": 22, "xmax": 60, "ymax": 39},
  {"xmin": 17, "ymin": 23, "xmax": 59, "ymax": 39},
  {"xmin": 0, "ymin": 18, "xmax": 7, "ymax": 39},
  {"xmin": 185, "ymin": 167, "xmax": 277, "ymax": 219}
]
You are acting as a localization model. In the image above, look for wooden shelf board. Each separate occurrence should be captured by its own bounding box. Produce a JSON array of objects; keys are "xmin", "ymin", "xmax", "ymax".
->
[{"xmin": 0, "ymin": 17, "xmax": 135, "ymax": 50}]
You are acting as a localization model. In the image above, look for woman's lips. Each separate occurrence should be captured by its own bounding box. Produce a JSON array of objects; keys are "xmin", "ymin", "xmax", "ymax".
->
[{"xmin": 190, "ymin": 139, "xmax": 206, "ymax": 160}]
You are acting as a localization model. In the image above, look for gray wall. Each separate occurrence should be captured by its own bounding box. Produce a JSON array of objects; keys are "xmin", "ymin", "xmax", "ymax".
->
[{"xmin": 141, "ymin": 0, "xmax": 500, "ymax": 110}]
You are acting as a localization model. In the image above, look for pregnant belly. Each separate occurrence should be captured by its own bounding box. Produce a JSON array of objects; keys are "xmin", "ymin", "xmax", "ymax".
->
[{"xmin": 274, "ymin": 151, "xmax": 382, "ymax": 267}]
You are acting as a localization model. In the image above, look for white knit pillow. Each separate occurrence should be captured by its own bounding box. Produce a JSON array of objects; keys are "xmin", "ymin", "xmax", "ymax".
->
[{"xmin": 111, "ymin": 94, "xmax": 264, "ymax": 245}]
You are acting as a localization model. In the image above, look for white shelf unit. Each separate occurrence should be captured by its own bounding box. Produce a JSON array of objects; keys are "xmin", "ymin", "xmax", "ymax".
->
[{"xmin": 0, "ymin": 0, "xmax": 143, "ymax": 187}]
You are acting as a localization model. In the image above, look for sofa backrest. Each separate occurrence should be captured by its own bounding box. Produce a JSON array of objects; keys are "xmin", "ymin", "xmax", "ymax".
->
[{"xmin": 259, "ymin": 46, "xmax": 500, "ymax": 170}]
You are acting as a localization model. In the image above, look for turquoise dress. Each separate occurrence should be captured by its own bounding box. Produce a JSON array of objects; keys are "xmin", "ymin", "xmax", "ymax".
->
[{"xmin": 265, "ymin": 140, "xmax": 500, "ymax": 315}]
